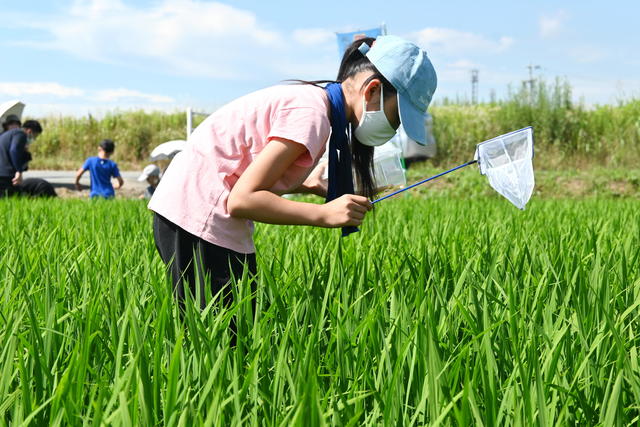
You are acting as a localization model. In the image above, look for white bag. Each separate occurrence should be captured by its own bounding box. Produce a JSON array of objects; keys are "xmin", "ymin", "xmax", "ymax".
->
[
  {"xmin": 474, "ymin": 127, "xmax": 534, "ymax": 210},
  {"xmin": 388, "ymin": 113, "xmax": 437, "ymax": 159}
]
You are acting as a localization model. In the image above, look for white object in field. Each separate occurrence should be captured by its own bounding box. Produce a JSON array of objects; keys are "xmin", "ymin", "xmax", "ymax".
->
[
  {"xmin": 373, "ymin": 142, "xmax": 406, "ymax": 187},
  {"xmin": 319, "ymin": 142, "xmax": 407, "ymax": 188},
  {"xmin": 474, "ymin": 127, "xmax": 534, "ymax": 210},
  {"xmin": 186, "ymin": 107, "xmax": 209, "ymax": 137},
  {"xmin": 0, "ymin": 100, "xmax": 25, "ymax": 124},
  {"xmin": 138, "ymin": 164, "xmax": 161, "ymax": 181},
  {"xmin": 186, "ymin": 107, "xmax": 192, "ymax": 137},
  {"xmin": 389, "ymin": 113, "xmax": 437, "ymax": 159},
  {"xmin": 149, "ymin": 139, "xmax": 186, "ymax": 161}
]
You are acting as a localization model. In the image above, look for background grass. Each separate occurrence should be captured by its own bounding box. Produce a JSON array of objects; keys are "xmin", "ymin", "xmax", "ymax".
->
[
  {"xmin": 432, "ymin": 80, "xmax": 640, "ymax": 170},
  {"xmin": 25, "ymin": 80, "xmax": 640, "ymax": 172},
  {"xmin": 1, "ymin": 196, "xmax": 639, "ymax": 425},
  {"xmin": 28, "ymin": 111, "xmax": 194, "ymax": 171}
]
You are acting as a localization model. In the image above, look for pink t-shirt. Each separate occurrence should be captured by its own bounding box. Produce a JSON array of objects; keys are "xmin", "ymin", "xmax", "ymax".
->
[{"xmin": 148, "ymin": 84, "xmax": 331, "ymax": 254}]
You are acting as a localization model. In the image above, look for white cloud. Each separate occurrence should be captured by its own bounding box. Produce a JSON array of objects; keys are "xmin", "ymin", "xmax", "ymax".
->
[
  {"xmin": 448, "ymin": 59, "xmax": 480, "ymax": 69},
  {"xmin": 293, "ymin": 28, "xmax": 335, "ymax": 46},
  {"xmin": 435, "ymin": 64, "xmax": 522, "ymax": 86},
  {"xmin": 0, "ymin": 81, "xmax": 175, "ymax": 111},
  {"xmin": 8, "ymin": 1, "xmax": 362, "ymax": 83},
  {"xmin": 0, "ymin": 82, "xmax": 85, "ymax": 97},
  {"xmin": 567, "ymin": 45, "xmax": 607, "ymax": 64},
  {"xmin": 569, "ymin": 76, "xmax": 640, "ymax": 105},
  {"xmin": 11, "ymin": 1, "xmax": 385, "ymax": 81},
  {"xmin": 93, "ymin": 88, "xmax": 174, "ymax": 103},
  {"xmin": 539, "ymin": 11, "xmax": 567, "ymax": 38},
  {"xmin": 25, "ymin": 102, "xmax": 184, "ymax": 118},
  {"xmin": 22, "ymin": 0, "xmax": 289, "ymax": 79},
  {"xmin": 409, "ymin": 28, "xmax": 514, "ymax": 56},
  {"xmin": 270, "ymin": 57, "xmax": 337, "ymax": 81}
]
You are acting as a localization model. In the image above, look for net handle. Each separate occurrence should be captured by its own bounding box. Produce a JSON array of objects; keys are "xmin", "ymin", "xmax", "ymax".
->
[{"xmin": 371, "ymin": 160, "xmax": 477, "ymax": 204}]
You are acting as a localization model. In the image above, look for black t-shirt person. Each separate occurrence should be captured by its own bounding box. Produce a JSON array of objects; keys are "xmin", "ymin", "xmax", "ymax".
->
[
  {"xmin": 0, "ymin": 128, "xmax": 30, "ymax": 178},
  {"xmin": 0, "ymin": 126, "xmax": 52, "ymax": 197}
]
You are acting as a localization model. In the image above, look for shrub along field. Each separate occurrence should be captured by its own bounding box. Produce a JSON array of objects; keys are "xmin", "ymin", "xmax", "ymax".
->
[
  {"xmin": 26, "ymin": 80, "xmax": 640, "ymax": 172},
  {"xmin": 431, "ymin": 80, "xmax": 640, "ymax": 170},
  {"xmin": 2, "ymin": 196, "xmax": 639, "ymax": 425}
]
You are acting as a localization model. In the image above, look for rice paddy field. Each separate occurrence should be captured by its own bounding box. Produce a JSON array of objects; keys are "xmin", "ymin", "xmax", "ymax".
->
[{"xmin": 2, "ymin": 194, "xmax": 639, "ymax": 425}]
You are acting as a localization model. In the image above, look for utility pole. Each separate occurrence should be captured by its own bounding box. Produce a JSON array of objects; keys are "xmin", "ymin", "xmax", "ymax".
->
[
  {"xmin": 471, "ymin": 69, "xmax": 479, "ymax": 104},
  {"xmin": 524, "ymin": 63, "xmax": 541, "ymax": 102}
]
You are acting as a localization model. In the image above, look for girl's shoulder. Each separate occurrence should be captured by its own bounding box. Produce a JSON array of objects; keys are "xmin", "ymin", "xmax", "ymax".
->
[
  {"xmin": 227, "ymin": 84, "xmax": 328, "ymax": 113},
  {"xmin": 267, "ymin": 83, "xmax": 327, "ymax": 105}
]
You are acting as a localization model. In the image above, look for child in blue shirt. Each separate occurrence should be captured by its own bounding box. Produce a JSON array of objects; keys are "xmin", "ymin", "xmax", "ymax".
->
[{"xmin": 75, "ymin": 139, "xmax": 124, "ymax": 198}]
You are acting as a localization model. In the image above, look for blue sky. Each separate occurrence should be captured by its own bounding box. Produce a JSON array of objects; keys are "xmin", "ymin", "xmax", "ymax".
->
[{"xmin": 2, "ymin": 0, "xmax": 639, "ymax": 117}]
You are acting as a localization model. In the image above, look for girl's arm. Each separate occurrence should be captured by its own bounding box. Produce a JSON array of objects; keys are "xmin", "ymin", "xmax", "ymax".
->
[
  {"xmin": 292, "ymin": 160, "xmax": 328, "ymax": 197},
  {"xmin": 227, "ymin": 139, "xmax": 371, "ymax": 228}
]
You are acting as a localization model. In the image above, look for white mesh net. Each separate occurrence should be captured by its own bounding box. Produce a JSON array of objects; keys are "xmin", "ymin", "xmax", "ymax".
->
[{"xmin": 474, "ymin": 127, "xmax": 534, "ymax": 210}]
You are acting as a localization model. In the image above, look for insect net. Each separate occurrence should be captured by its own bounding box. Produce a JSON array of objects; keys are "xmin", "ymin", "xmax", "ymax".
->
[{"xmin": 474, "ymin": 127, "xmax": 534, "ymax": 210}]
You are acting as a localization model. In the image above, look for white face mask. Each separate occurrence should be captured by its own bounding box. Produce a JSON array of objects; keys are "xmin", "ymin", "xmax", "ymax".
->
[{"xmin": 354, "ymin": 86, "xmax": 397, "ymax": 147}]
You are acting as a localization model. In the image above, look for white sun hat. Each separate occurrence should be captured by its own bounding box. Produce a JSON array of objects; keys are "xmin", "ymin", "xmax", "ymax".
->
[
  {"xmin": 0, "ymin": 100, "xmax": 25, "ymax": 124},
  {"xmin": 137, "ymin": 164, "xmax": 161, "ymax": 182},
  {"xmin": 149, "ymin": 139, "xmax": 186, "ymax": 161}
]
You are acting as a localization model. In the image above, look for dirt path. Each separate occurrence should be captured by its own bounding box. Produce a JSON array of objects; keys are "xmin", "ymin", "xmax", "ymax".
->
[{"xmin": 24, "ymin": 170, "xmax": 148, "ymax": 199}]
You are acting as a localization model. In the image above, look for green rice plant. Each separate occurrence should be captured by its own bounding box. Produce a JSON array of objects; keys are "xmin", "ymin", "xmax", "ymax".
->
[{"xmin": 0, "ymin": 196, "xmax": 639, "ymax": 425}]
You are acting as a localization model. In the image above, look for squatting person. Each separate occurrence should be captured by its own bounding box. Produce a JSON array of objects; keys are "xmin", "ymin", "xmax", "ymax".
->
[{"xmin": 0, "ymin": 119, "xmax": 56, "ymax": 198}]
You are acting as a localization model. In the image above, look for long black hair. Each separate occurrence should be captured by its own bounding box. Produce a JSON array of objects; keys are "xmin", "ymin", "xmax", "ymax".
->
[
  {"xmin": 336, "ymin": 37, "xmax": 397, "ymax": 199},
  {"xmin": 288, "ymin": 37, "xmax": 396, "ymax": 199}
]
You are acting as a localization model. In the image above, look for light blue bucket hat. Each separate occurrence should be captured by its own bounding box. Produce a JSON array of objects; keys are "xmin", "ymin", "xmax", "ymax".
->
[{"xmin": 360, "ymin": 35, "xmax": 437, "ymax": 145}]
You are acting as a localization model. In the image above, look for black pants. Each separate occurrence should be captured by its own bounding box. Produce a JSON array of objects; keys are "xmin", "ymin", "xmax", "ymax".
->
[
  {"xmin": 153, "ymin": 213, "xmax": 257, "ymax": 316},
  {"xmin": 0, "ymin": 177, "xmax": 57, "ymax": 198}
]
